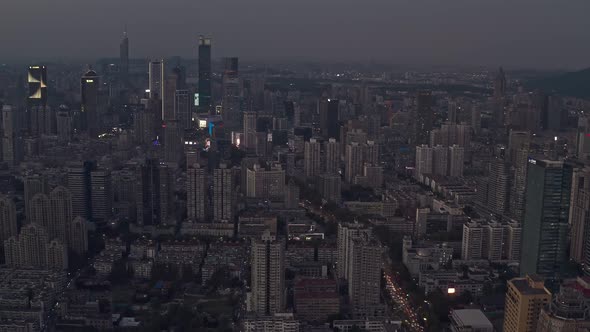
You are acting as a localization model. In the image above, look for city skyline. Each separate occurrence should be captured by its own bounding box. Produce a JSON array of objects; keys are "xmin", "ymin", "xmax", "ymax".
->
[{"xmin": 1, "ymin": 0, "xmax": 590, "ymax": 69}]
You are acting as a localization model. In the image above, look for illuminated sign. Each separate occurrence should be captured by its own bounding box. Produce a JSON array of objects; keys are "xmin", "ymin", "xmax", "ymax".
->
[
  {"xmin": 198, "ymin": 120, "xmax": 207, "ymax": 128},
  {"xmin": 194, "ymin": 93, "xmax": 200, "ymax": 106},
  {"xmin": 447, "ymin": 288, "xmax": 456, "ymax": 294},
  {"xmin": 86, "ymin": 79, "xmax": 94, "ymax": 83},
  {"xmin": 528, "ymin": 158, "xmax": 537, "ymax": 165}
]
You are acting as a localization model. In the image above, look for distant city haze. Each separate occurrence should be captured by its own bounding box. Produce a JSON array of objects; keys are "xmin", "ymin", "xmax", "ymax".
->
[{"xmin": 2, "ymin": 0, "xmax": 589, "ymax": 69}]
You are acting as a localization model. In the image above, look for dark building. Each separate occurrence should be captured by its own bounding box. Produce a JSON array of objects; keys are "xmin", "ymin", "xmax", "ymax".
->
[
  {"xmin": 222, "ymin": 57, "xmax": 241, "ymax": 129},
  {"xmin": 81, "ymin": 70, "xmax": 100, "ymax": 136},
  {"xmin": 119, "ymin": 30, "xmax": 129, "ymax": 82},
  {"xmin": 68, "ymin": 161, "xmax": 97, "ymax": 222},
  {"xmin": 136, "ymin": 159, "xmax": 173, "ymax": 226},
  {"xmin": 198, "ymin": 36, "xmax": 212, "ymax": 114},
  {"xmin": 320, "ymin": 99, "xmax": 340, "ymax": 140},
  {"xmin": 415, "ymin": 91, "xmax": 434, "ymax": 145},
  {"xmin": 520, "ymin": 158, "xmax": 573, "ymax": 277}
]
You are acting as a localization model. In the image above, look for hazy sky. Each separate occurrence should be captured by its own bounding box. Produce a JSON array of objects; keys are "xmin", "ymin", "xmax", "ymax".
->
[{"xmin": 2, "ymin": 0, "xmax": 589, "ymax": 69}]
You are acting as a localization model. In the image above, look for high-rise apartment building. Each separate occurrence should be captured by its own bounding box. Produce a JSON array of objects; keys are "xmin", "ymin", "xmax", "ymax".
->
[
  {"xmin": 345, "ymin": 142, "xmax": 363, "ymax": 183},
  {"xmin": 337, "ymin": 223, "xmax": 372, "ymax": 280},
  {"xmin": 521, "ymin": 159, "xmax": 573, "ymax": 277},
  {"xmin": 304, "ymin": 138, "xmax": 321, "ymax": 178},
  {"xmin": 136, "ymin": 159, "xmax": 173, "ymax": 226},
  {"xmin": 319, "ymin": 174, "xmax": 341, "ymax": 203},
  {"xmin": 448, "ymin": 145, "xmax": 465, "ymax": 177},
  {"xmin": 90, "ymin": 170, "xmax": 113, "ymax": 225},
  {"xmin": 487, "ymin": 158, "xmax": 511, "ymax": 215},
  {"xmin": 213, "ymin": 164, "xmax": 234, "ymax": 222},
  {"xmin": 187, "ymin": 163, "xmax": 207, "ymax": 222},
  {"xmin": 246, "ymin": 164, "xmax": 286, "ymax": 201},
  {"xmin": 415, "ymin": 145, "xmax": 433, "ymax": 179},
  {"xmin": 462, "ymin": 221, "xmax": 483, "ymax": 260},
  {"xmin": 432, "ymin": 145, "xmax": 448, "ymax": 176},
  {"xmin": 68, "ymin": 161, "xmax": 96, "ymax": 222},
  {"xmin": 324, "ymin": 138, "xmax": 340, "ymax": 174},
  {"xmin": 24, "ymin": 174, "xmax": 48, "ymax": 220},
  {"xmin": 569, "ymin": 166, "xmax": 590, "ymax": 266},
  {"xmin": 348, "ymin": 237, "xmax": 385, "ymax": 317},
  {"xmin": 503, "ymin": 275, "xmax": 551, "ymax": 332},
  {"xmin": 0, "ymin": 196, "xmax": 18, "ymax": 249},
  {"xmin": 251, "ymin": 232, "xmax": 285, "ymax": 315},
  {"xmin": 149, "ymin": 60, "xmax": 164, "ymax": 117},
  {"xmin": 414, "ymin": 91, "xmax": 434, "ymax": 145}
]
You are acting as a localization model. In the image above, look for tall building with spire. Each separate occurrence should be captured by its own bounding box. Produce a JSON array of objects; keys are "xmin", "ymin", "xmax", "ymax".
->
[
  {"xmin": 198, "ymin": 36, "xmax": 212, "ymax": 114},
  {"xmin": 119, "ymin": 28, "xmax": 129, "ymax": 82}
]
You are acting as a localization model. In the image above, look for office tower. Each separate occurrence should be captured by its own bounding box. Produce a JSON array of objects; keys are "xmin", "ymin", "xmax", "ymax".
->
[
  {"xmin": 364, "ymin": 140, "xmax": 379, "ymax": 165},
  {"xmin": 319, "ymin": 173, "xmax": 342, "ymax": 203},
  {"xmin": 149, "ymin": 60, "xmax": 164, "ymax": 114},
  {"xmin": 29, "ymin": 104, "xmax": 53, "ymax": 136},
  {"xmin": 510, "ymin": 147, "xmax": 529, "ymax": 220},
  {"xmin": 319, "ymin": 99, "xmax": 340, "ymax": 139},
  {"xmin": 487, "ymin": 158, "xmax": 511, "ymax": 215},
  {"xmin": 284, "ymin": 180, "xmax": 300, "ymax": 209},
  {"xmin": 90, "ymin": 170, "xmax": 112, "ymax": 224},
  {"xmin": 120, "ymin": 29, "xmax": 129, "ymax": 82},
  {"xmin": 503, "ymin": 275, "xmax": 551, "ymax": 332},
  {"xmin": 521, "ymin": 159, "xmax": 573, "ymax": 277},
  {"xmin": 243, "ymin": 111, "xmax": 257, "ymax": 150},
  {"xmin": 222, "ymin": 57, "xmax": 241, "ymax": 129},
  {"xmin": 414, "ymin": 91, "xmax": 433, "ymax": 145},
  {"xmin": 505, "ymin": 221, "xmax": 522, "ymax": 262},
  {"xmin": 198, "ymin": 36, "xmax": 212, "ymax": 114},
  {"xmin": 163, "ymin": 74, "xmax": 178, "ymax": 121},
  {"xmin": 415, "ymin": 144, "xmax": 433, "ymax": 179},
  {"xmin": 494, "ymin": 67, "xmax": 507, "ymax": 100},
  {"xmin": 69, "ymin": 216, "xmax": 88, "ymax": 256},
  {"xmin": 537, "ymin": 278, "xmax": 590, "ymax": 332},
  {"xmin": 27, "ymin": 65, "xmax": 48, "ymax": 107},
  {"xmin": 570, "ymin": 167, "xmax": 590, "ymax": 265},
  {"xmin": 448, "ymin": 145, "xmax": 464, "ymax": 177},
  {"xmin": 246, "ymin": 164, "xmax": 286, "ymax": 201},
  {"xmin": 337, "ymin": 223, "xmax": 372, "ymax": 279},
  {"xmin": 348, "ymin": 237, "xmax": 384, "ymax": 316},
  {"xmin": 508, "ymin": 130, "xmax": 530, "ymax": 163},
  {"xmin": 24, "ymin": 174, "xmax": 48, "ymax": 220},
  {"xmin": 136, "ymin": 159, "xmax": 172, "ymax": 226},
  {"xmin": 462, "ymin": 221, "xmax": 483, "ymax": 260},
  {"xmin": 324, "ymin": 138, "xmax": 340, "ymax": 174},
  {"xmin": 175, "ymin": 89, "xmax": 192, "ymax": 130},
  {"xmin": 164, "ymin": 120, "xmax": 183, "ymax": 164},
  {"xmin": 187, "ymin": 163, "xmax": 207, "ymax": 222},
  {"xmin": 0, "ymin": 196, "xmax": 18, "ymax": 246},
  {"xmin": 133, "ymin": 107, "xmax": 154, "ymax": 145},
  {"xmin": 251, "ymin": 232, "xmax": 285, "ymax": 315},
  {"xmin": 345, "ymin": 142, "xmax": 363, "ymax": 183},
  {"xmin": 81, "ymin": 69, "xmax": 100, "ymax": 136},
  {"xmin": 1, "ymin": 105, "xmax": 16, "ymax": 164},
  {"xmin": 213, "ymin": 164, "xmax": 233, "ymax": 222},
  {"xmin": 68, "ymin": 161, "xmax": 96, "ymax": 221},
  {"xmin": 304, "ymin": 138, "xmax": 321, "ymax": 178},
  {"xmin": 56, "ymin": 108, "xmax": 73, "ymax": 143},
  {"xmin": 432, "ymin": 145, "xmax": 448, "ymax": 176}
]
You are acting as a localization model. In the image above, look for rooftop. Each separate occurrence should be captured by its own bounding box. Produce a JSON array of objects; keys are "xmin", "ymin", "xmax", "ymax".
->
[{"xmin": 451, "ymin": 309, "xmax": 493, "ymax": 328}]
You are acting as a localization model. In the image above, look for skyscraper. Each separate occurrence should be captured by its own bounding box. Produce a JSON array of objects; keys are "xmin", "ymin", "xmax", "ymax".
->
[
  {"xmin": 136, "ymin": 159, "xmax": 173, "ymax": 226},
  {"xmin": 569, "ymin": 166, "xmax": 590, "ymax": 265},
  {"xmin": 198, "ymin": 36, "xmax": 212, "ymax": 114},
  {"xmin": 149, "ymin": 60, "xmax": 164, "ymax": 116},
  {"xmin": 520, "ymin": 159, "xmax": 573, "ymax": 277},
  {"xmin": 48, "ymin": 186, "xmax": 73, "ymax": 244},
  {"xmin": 81, "ymin": 69, "xmax": 100, "ymax": 136},
  {"xmin": 213, "ymin": 164, "xmax": 233, "ymax": 222},
  {"xmin": 222, "ymin": 57, "xmax": 241, "ymax": 129},
  {"xmin": 345, "ymin": 142, "xmax": 363, "ymax": 183},
  {"xmin": 432, "ymin": 145, "xmax": 448, "ymax": 176},
  {"xmin": 163, "ymin": 120, "xmax": 183, "ymax": 164},
  {"xmin": 494, "ymin": 67, "xmax": 507, "ymax": 100},
  {"xmin": 243, "ymin": 111, "xmax": 257, "ymax": 150},
  {"xmin": 448, "ymin": 145, "xmax": 465, "ymax": 177},
  {"xmin": 414, "ymin": 91, "xmax": 434, "ymax": 145},
  {"xmin": 487, "ymin": 158, "xmax": 511, "ymax": 215},
  {"xmin": 90, "ymin": 170, "xmax": 113, "ymax": 225},
  {"xmin": 68, "ymin": 161, "xmax": 96, "ymax": 221},
  {"xmin": 119, "ymin": 29, "xmax": 129, "ymax": 82},
  {"xmin": 415, "ymin": 144, "xmax": 433, "ymax": 180},
  {"xmin": 251, "ymin": 232, "xmax": 285, "ymax": 315},
  {"xmin": 1, "ymin": 105, "xmax": 16, "ymax": 164},
  {"xmin": 304, "ymin": 138, "xmax": 321, "ymax": 178},
  {"xmin": 348, "ymin": 237, "xmax": 385, "ymax": 317},
  {"xmin": 174, "ymin": 89, "xmax": 192, "ymax": 130},
  {"xmin": 324, "ymin": 138, "xmax": 340, "ymax": 174},
  {"xmin": 27, "ymin": 65, "xmax": 48, "ymax": 107},
  {"xmin": 319, "ymin": 99, "xmax": 340, "ymax": 139},
  {"xmin": 187, "ymin": 163, "xmax": 207, "ymax": 222},
  {"xmin": 337, "ymin": 223, "xmax": 371, "ymax": 279},
  {"xmin": 69, "ymin": 216, "xmax": 88, "ymax": 256}
]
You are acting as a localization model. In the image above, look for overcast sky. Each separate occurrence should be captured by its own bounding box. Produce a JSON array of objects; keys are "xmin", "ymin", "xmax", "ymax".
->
[{"xmin": 2, "ymin": 0, "xmax": 589, "ymax": 69}]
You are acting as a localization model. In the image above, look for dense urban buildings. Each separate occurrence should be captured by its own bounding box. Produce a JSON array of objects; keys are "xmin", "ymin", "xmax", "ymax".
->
[{"xmin": 0, "ymin": 11, "xmax": 589, "ymax": 331}]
